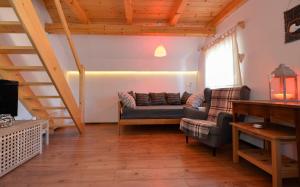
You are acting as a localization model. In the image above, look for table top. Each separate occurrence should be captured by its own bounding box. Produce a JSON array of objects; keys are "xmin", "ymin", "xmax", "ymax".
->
[
  {"xmin": 231, "ymin": 122, "xmax": 296, "ymax": 140},
  {"xmin": 231, "ymin": 100, "xmax": 300, "ymax": 109},
  {"xmin": 0, "ymin": 120, "xmax": 48, "ymax": 134}
]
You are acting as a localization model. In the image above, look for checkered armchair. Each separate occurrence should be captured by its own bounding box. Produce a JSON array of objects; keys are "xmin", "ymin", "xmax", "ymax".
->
[{"xmin": 180, "ymin": 86, "xmax": 251, "ymax": 156}]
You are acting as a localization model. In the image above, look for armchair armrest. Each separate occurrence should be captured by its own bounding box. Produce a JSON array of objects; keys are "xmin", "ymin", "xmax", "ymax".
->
[
  {"xmin": 216, "ymin": 112, "xmax": 233, "ymax": 127},
  {"xmin": 183, "ymin": 106, "xmax": 207, "ymax": 120},
  {"xmin": 214, "ymin": 112, "xmax": 233, "ymax": 143}
]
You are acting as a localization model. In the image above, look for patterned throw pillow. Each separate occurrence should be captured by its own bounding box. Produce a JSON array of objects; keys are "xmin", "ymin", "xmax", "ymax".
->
[
  {"xmin": 149, "ymin": 92, "xmax": 167, "ymax": 105},
  {"xmin": 128, "ymin": 91, "xmax": 135, "ymax": 99},
  {"xmin": 181, "ymin": 91, "xmax": 192, "ymax": 104},
  {"xmin": 186, "ymin": 93, "xmax": 203, "ymax": 108},
  {"xmin": 166, "ymin": 93, "xmax": 181, "ymax": 105},
  {"xmin": 135, "ymin": 93, "xmax": 151, "ymax": 106},
  {"xmin": 118, "ymin": 92, "xmax": 136, "ymax": 109}
]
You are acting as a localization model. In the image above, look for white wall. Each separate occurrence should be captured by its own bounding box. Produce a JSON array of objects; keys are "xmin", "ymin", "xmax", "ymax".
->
[
  {"xmin": 199, "ymin": 0, "xmax": 300, "ymax": 97},
  {"xmin": 199, "ymin": 0, "xmax": 300, "ymax": 159},
  {"xmin": 66, "ymin": 35, "xmax": 204, "ymax": 122}
]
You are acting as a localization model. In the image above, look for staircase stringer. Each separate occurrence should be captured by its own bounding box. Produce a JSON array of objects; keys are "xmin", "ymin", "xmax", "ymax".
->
[{"xmin": 9, "ymin": 0, "xmax": 84, "ymax": 134}]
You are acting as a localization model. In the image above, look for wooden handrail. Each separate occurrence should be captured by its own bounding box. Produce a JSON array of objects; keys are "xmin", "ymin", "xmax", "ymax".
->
[
  {"xmin": 79, "ymin": 65, "xmax": 85, "ymax": 122},
  {"xmin": 53, "ymin": 0, "xmax": 82, "ymax": 72},
  {"xmin": 54, "ymin": 0, "xmax": 85, "ymax": 123}
]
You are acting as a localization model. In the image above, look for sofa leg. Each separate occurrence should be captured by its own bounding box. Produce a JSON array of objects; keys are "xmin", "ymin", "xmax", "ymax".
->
[
  {"xmin": 185, "ymin": 136, "xmax": 189, "ymax": 144},
  {"xmin": 212, "ymin": 148, "xmax": 216, "ymax": 156}
]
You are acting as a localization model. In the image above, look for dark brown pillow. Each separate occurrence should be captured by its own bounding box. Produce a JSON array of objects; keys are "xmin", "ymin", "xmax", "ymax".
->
[
  {"xmin": 181, "ymin": 91, "xmax": 192, "ymax": 104},
  {"xmin": 149, "ymin": 92, "xmax": 167, "ymax": 105},
  {"xmin": 166, "ymin": 93, "xmax": 181, "ymax": 105},
  {"xmin": 135, "ymin": 93, "xmax": 150, "ymax": 106}
]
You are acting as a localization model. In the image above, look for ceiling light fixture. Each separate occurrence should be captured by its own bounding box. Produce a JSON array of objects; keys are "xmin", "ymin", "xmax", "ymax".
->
[{"xmin": 154, "ymin": 45, "xmax": 167, "ymax": 57}]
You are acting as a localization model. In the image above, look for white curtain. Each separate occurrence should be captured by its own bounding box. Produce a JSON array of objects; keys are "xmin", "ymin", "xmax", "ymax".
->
[{"xmin": 205, "ymin": 31, "xmax": 242, "ymax": 88}]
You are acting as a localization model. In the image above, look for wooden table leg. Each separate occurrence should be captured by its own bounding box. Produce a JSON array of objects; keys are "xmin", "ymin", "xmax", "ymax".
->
[
  {"xmin": 295, "ymin": 110, "xmax": 300, "ymax": 181},
  {"xmin": 232, "ymin": 125, "xmax": 239, "ymax": 163},
  {"xmin": 271, "ymin": 139, "xmax": 282, "ymax": 187},
  {"xmin": 264, "ymin": 140, "xmax": 270, "ymax": 153}
]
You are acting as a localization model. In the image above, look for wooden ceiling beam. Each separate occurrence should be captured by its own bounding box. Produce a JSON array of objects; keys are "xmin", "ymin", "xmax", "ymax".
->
[
  {"xmin": 123, "ymin": 0, "xmax": 133, "ymax": 24},
  {"xmin": 208, "ymin": 0, "xmax": 247, "ymax": 27},
  {"xmin": 62, "ymin": 0, "xmax": 90, "ymax": 24},
  {"xmin": 169, "ymin": 0, "xmax": 188, "ymax": 26},
  {"xmin": 45, "ymin": 23, "xmax": 215, "ymax": 36}
]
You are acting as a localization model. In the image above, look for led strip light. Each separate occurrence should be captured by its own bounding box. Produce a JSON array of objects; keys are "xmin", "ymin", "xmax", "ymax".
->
[{"xmin": 67, "ymin": 71, "xmax": 198, "ymax": 76}]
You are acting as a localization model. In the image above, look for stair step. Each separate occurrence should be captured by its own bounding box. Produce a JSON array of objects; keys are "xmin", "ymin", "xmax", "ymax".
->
[
  {"xmin": 0, "ymin": 0, "xmax": 10, "ymax": 7},
  {"xmin": 0, "ymin": 46, "xmax": 36, "ymax": 54},
  {"xmin": 31, "ymin": 106, "xmax": 67, "ymax": 111},
  {"xmin": 51, "ymin": 116, "xmax": 72, "ymax": 119},
  {"xmin": 19, "ymin": 82, "xmax": 53, "ymax": 86},
  {"xmin": 22, "ymin": 95, "xmax": 60, "ymax": 99},
  {"xmin": 0, "ymin": 66, "xmax": 45, "ymax": 71},
  {"xmin": 0, "ymin": 21, "xmax": 24, "ymax": 33}
]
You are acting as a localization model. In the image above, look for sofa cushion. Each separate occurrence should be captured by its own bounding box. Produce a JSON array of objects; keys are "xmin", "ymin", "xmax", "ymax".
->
[
  {"xmin": 166, "ymin": 93, "xmax": 181, "ymax": 105},
  {"xmin": 181, "ymin": 91, "xmax": 192, "ymax": 104},
  {"xmin": 207, "ymin": 87, "xmax": 243, "ymax": 122},
  {"xmin": 118, "ymin": 92, "xmax": 136, "ymax": 109},
  {"xmin": 135, "ymin": 93, "xmax": 151, "ymax": 106},
  {"xmin": 121, "ymin": 105, "xmax": 184, "ymax": 119},
  {"xmin": 186, "ymin": 93, "xmax": 203, "ymax": 108},
  {"xmin": 149, "ymin": 92, "xmax": 167, "ymax": 105},
  {"xmin": 180, "ymin": 118, "xmax": 217, "ymax": 138}
]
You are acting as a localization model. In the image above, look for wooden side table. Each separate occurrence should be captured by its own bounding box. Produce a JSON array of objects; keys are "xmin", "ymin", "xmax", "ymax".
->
[
  {"xmin": 232, "ymin": 122, "xmax": 298, "ymax": 187},
  {"xmin": 232, "ymin": 100, "xmax": 300, "ymax": 182}
]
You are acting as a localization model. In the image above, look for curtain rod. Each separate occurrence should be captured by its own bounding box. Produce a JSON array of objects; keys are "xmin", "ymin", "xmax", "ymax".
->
[{"xmin": 201, "ymin": 21, "xmax": 245, "ymax": 51}]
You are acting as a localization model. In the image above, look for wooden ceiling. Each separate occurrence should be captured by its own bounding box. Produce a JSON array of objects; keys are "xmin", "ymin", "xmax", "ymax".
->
[{"xmin": 43, "ymin": 0, "xmax": 247, "ymax": 36}]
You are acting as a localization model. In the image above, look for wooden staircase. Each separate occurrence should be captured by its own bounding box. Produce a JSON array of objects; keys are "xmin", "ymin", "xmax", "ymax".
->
[{"xmin": 0, "ymin": 0, "xmax": 85, "ymax": 134}]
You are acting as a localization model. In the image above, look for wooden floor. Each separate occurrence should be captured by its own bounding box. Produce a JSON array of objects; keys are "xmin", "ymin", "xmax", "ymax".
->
[{"xmin": 0, "ymin": 124, "xmax": 299, "ymax": 187}]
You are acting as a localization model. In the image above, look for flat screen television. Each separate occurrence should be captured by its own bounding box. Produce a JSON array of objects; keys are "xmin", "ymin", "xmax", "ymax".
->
[{"xmin": 0, "ymin": 79, "xmax": 19, "ymax": 117}]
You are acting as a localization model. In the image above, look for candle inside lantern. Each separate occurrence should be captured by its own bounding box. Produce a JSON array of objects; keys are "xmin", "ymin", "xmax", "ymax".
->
[{"xmin": 272, "ymin": 93, "xmax": 295, "ymax": 100}]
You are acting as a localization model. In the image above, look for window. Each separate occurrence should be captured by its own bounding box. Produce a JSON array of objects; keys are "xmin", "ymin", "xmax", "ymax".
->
[{"xmin": 204, "ymin": 32, "xmax": 242, "ymax": 88}]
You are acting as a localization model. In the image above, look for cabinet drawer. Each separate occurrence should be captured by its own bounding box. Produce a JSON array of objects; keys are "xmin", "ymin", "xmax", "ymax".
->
[
  {"xmin": 270, "ymin": 108, "xmax": 295, "ymax": 125},
  {"xmin": 234, "ymin": 103, "xmax": 267, "ymax": 118},
  {"xmin": 233, "ymin": 103, "xmax": 249, "ymax": 115}
]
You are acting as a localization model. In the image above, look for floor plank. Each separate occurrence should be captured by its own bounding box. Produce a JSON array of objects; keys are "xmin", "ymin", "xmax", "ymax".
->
[{"xmin": 0, "ymin": 124, "xmax": 299, "ymax": 187}]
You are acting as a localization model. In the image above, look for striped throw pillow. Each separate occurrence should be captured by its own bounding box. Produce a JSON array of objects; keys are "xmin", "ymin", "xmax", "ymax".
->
[
  {"xmin": 118, "ymin": 92, "xmax": 136, "ymax": 109},
  {"xmin": 166, "ymin": 93, "xmax": 181, "ymax": 105},
  {"xmin": 135, "ymin": 93, "xmax": 151, "ymax": 106},
  {"xmin": 149, "ymin": 92, "xmax": 167, "ymax": 105}
]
